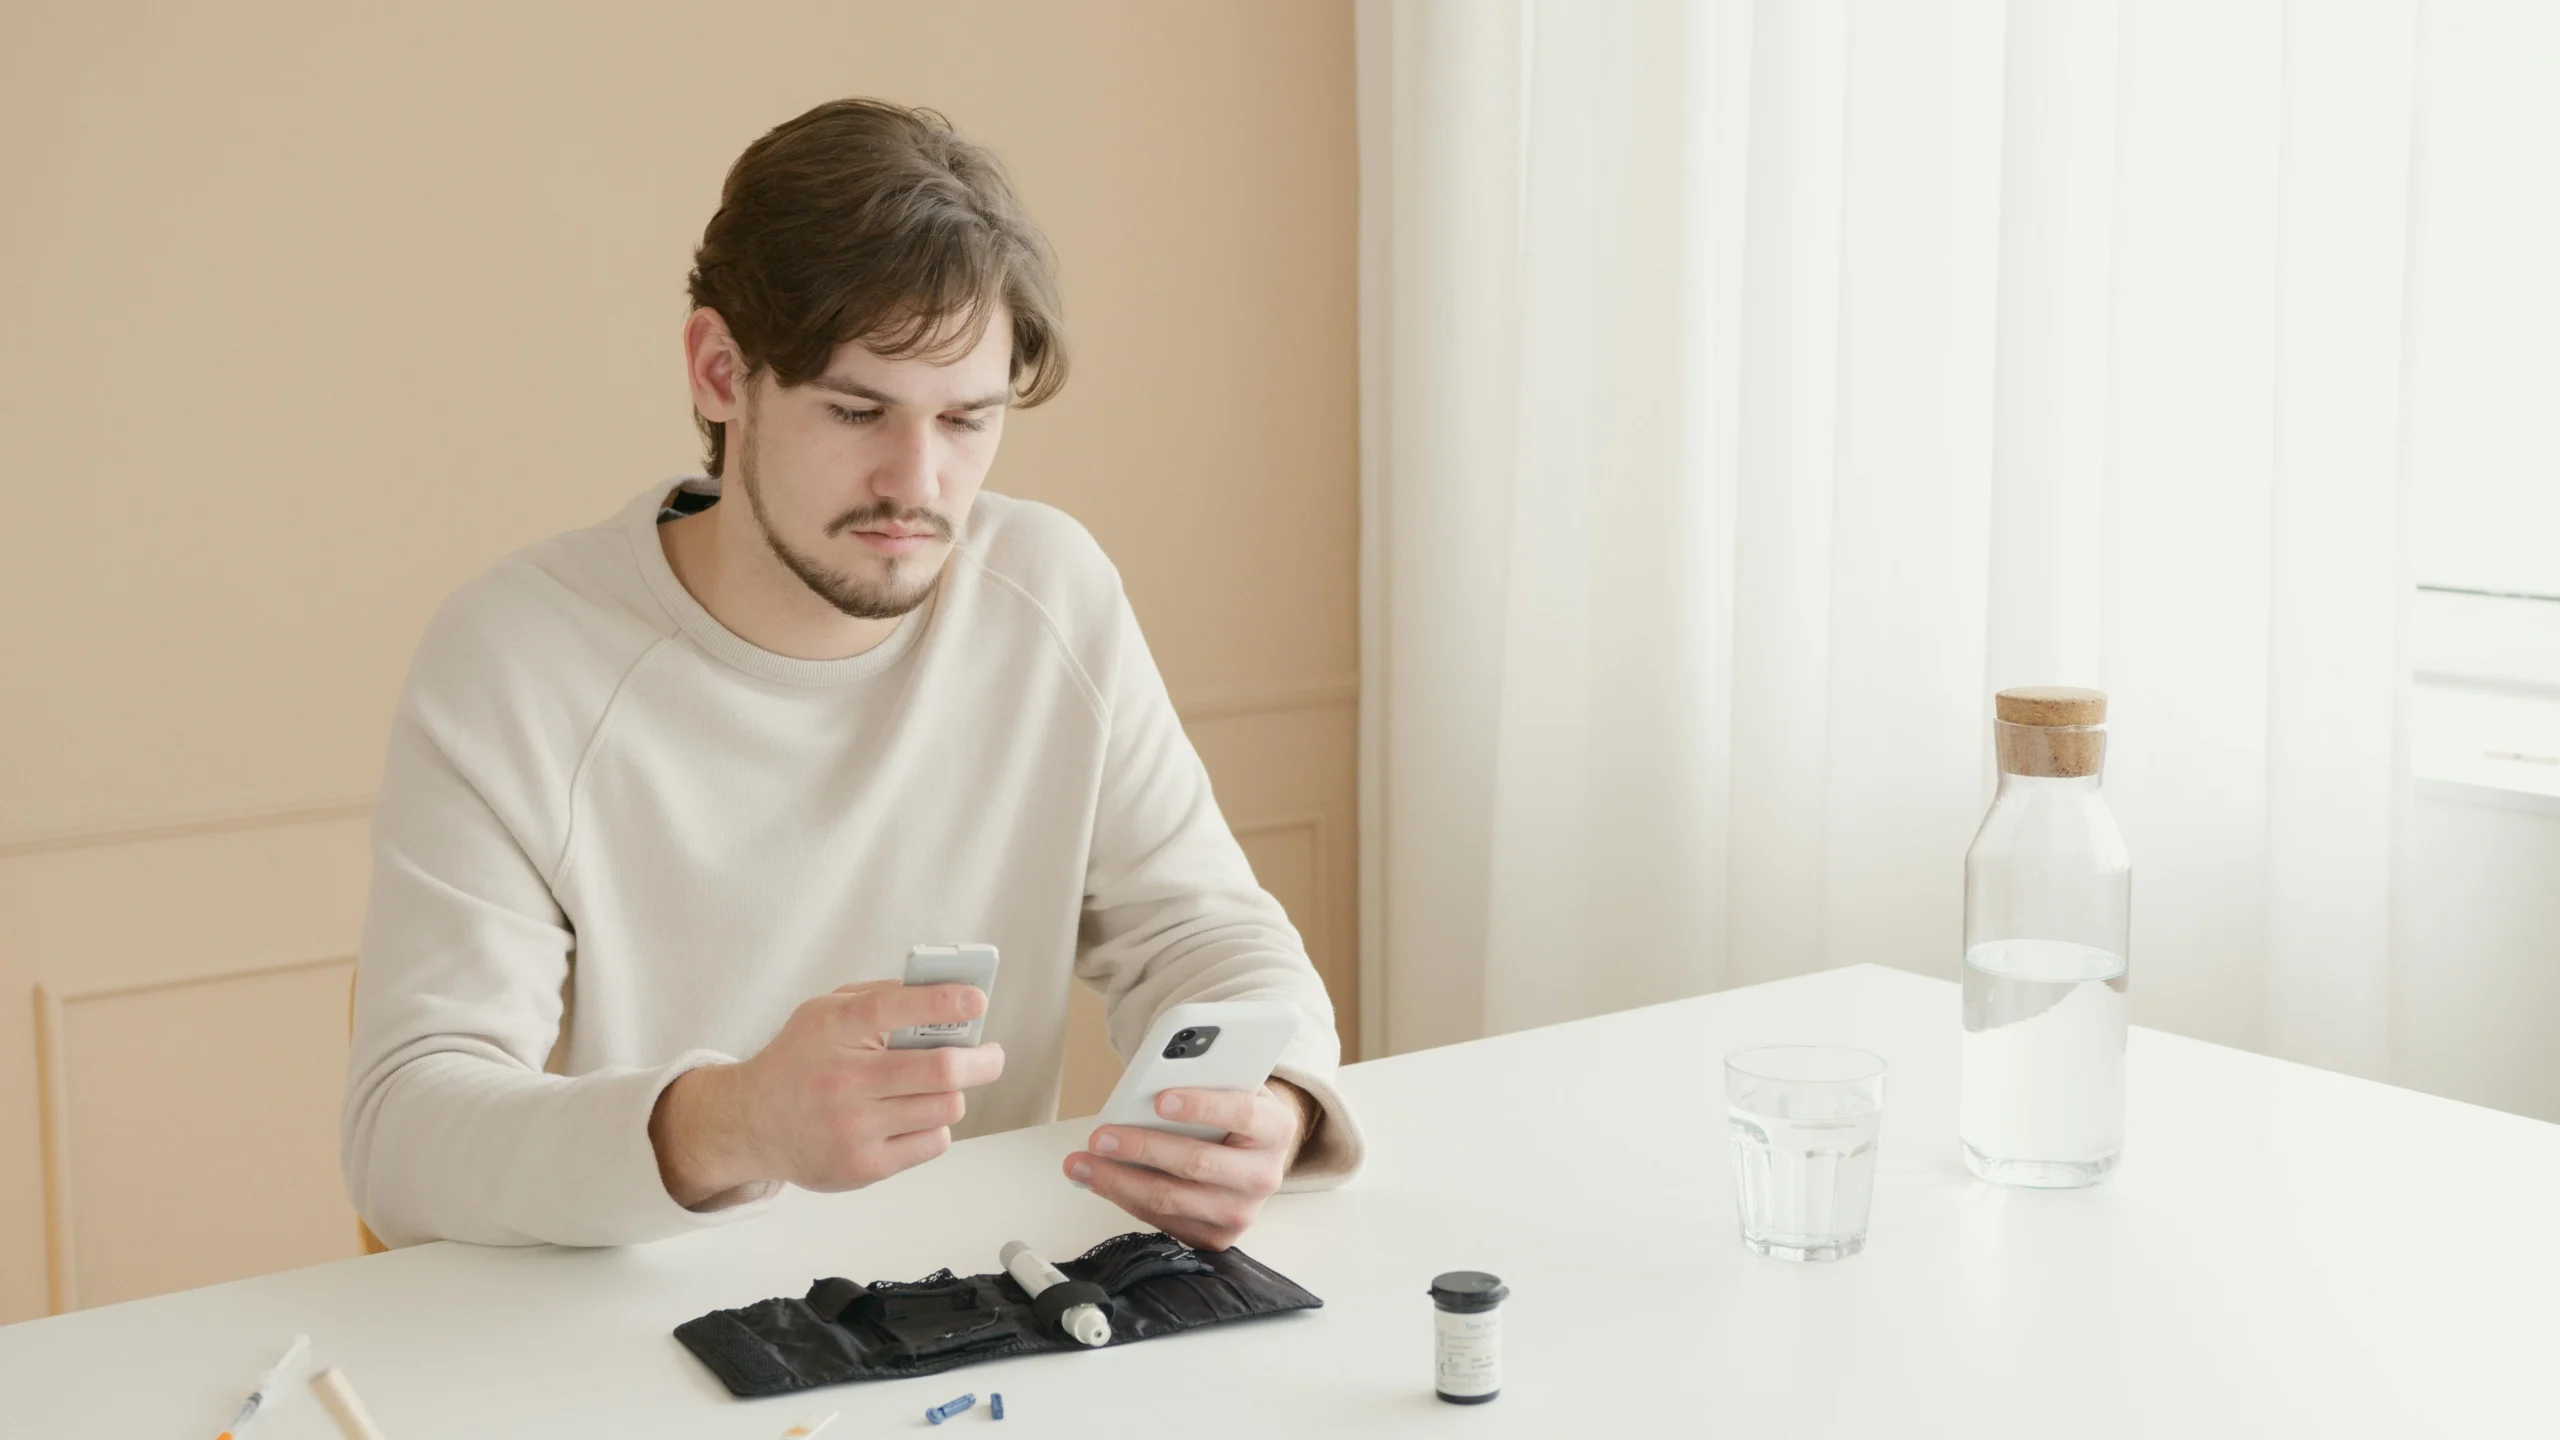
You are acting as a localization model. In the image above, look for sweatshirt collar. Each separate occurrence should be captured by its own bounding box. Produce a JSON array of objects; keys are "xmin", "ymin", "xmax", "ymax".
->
[{"xmin": 621, "ymin": 475, "xmax": 936, "ymax": 689}]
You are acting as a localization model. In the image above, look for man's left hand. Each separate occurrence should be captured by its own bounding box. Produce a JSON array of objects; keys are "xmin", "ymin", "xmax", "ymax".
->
[{"xmin": 1065, "ymin": 1080, "xmax": 1318, "ymax": 1251}]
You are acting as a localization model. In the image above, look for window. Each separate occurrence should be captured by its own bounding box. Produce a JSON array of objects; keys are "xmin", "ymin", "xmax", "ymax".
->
[{"xmin": 2410, "ymin": 0, "xmax": 2560, "ymax": 802}]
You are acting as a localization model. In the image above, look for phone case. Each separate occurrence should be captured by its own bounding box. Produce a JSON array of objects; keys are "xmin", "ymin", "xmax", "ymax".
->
[
  {"xmin": 1097, "ymin": 1000, "xmax": 1303, "ymax": 1142},
  {"xmin": 889, "ymin": 944, "xmax": 1000, "ymax": 1049}
]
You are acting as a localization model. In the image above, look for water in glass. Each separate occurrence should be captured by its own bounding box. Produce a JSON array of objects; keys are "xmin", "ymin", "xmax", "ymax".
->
[{"xmin": 1725, "ymin": 1046, "xmax": 1886, "ymax": 1262}]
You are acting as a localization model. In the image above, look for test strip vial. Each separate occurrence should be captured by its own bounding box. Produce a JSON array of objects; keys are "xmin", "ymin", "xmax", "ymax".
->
[{"xmin": 1428, "ymin": 1270, "xmax": 1506, "ymax": 1404}]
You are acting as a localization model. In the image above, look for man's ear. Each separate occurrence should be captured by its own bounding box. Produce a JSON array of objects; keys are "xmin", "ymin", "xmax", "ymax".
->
[{"xmin": 684, "ymin": 307, "xmax": 747, "ymax": 423}]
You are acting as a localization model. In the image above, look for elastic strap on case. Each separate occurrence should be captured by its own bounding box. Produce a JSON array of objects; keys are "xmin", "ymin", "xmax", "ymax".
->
[{"xmin": 1032, "ymin": 1280, "xmax": 1109, "ymax": 1336}]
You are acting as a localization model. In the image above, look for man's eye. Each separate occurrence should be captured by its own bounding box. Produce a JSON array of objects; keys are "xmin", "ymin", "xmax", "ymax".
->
[
  {"xmin": 942, "ymin": 414, "xmax": 990, "ymax": 433},
  {"xmin": 826, "ymin": 404, "xmax": 883, "ymax": 425}
]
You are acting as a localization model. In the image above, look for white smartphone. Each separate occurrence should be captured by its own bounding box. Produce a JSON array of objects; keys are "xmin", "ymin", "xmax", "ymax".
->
[
  {"xmin": 1097, "ymin": 1000, "xmax": 1303, "ymax": 1143},
  {"xmin": 889, "ymin": 943, "xmax": 1000, "ymax": 1049}
]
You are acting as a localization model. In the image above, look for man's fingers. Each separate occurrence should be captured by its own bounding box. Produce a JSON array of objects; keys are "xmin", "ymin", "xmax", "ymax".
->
[
  {"xmin": 864, "ymin": 1089, "xmax": 967, "ymax": 1138},
  {"xmin": 1156, "ymin": 1087, "xmax": 1287, "ymax": 1144},
  {"xmin": 1088, "ymin": 1125, "xmax": 1268, "ymax": 1190},
  {"xmin": 831, "ymin": 982, "xmax": 987, "ymax": 1041},
  {"xmin": 802, "ymin": 1124, "xmax": 953, "ymax": 1193},
  {"xmin": 1071, "ymin": 1154, "xmax": 1254, "ymax": 1250},
  {"xmin": 1078, "ymin": 1153, "xmax": 1237, "ymax": 1225},
  {"xmin": 860, "ymin": 1041, "xmax": 1006, "ymax": 1097},
  {"xmin": 864, "ymin": 1125, "xmax": 953, "ymax": 1182}
]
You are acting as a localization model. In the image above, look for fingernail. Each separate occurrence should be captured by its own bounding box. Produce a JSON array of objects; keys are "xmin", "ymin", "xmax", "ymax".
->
[
  {"xmin": 1094, "ymin": 1132, "xmax": 1120, "ymax": 1153},
  {"xmin": 1159, "ymin": 1093, "xmax": 1184, "ymax": 1118},
  {"xmin": 1070, "ymin": 1160, "xmax": 1092, "ymax": 1182}
]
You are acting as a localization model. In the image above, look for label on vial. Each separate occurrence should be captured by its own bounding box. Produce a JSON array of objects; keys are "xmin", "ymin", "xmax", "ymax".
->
[{"xmin": 1433, "ymin": 1309, "xmax": 1501, "ymax": 1397}]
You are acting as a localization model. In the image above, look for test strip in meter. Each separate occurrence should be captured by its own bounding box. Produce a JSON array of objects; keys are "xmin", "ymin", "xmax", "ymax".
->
[{"xmin": 889, "ymin": 944, "xmax": 1000, "ymax": 1049}]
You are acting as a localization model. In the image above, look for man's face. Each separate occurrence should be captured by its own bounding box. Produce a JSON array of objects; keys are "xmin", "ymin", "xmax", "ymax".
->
[{"xmin": 731, "ymin": 311, "xmax": 1014, "ymax": 620}]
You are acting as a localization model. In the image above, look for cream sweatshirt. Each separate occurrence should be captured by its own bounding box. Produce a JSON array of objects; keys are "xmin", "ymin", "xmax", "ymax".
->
[{"xmin": 341, "ymin": 476, "xmax": 1363, "ymax": 1248}]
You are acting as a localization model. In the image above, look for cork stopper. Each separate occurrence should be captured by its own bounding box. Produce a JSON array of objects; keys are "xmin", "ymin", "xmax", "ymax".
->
[
  {"xmin": 1995, "ymin": 686, "xmax": 2107, "ymax": 727},
  {"xmin": 1994, "ymin": 686, "xmax": 2107, "ymax": 777}
]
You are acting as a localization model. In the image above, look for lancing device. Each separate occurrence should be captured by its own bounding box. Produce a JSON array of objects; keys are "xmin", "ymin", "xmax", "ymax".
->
[{"xmin": 999, "ymin": 1240, "xmax": 1112, "ymax": 1347}]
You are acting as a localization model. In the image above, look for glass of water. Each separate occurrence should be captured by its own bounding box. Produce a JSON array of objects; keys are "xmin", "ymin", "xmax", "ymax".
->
[{"xmin": 1725, "ymin": 1045, "xmax": 1888, "ymax": 1262}]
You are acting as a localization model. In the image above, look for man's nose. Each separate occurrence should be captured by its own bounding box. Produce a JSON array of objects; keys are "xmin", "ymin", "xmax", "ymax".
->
[{"xmin": 870, "ymin": 417, "xmax": 941, "ymax": 510}]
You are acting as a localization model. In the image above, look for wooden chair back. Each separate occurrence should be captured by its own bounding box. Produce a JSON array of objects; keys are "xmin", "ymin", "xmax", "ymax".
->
[{"xmin": 349, "ymin": 971, "xmax": 389, "ymax": 1255}]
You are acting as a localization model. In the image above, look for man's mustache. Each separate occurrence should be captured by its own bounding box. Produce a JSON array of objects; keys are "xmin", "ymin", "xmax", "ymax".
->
[{"xmin": 825, "ymin": 504, "xmax": 954, "ymax": 541}]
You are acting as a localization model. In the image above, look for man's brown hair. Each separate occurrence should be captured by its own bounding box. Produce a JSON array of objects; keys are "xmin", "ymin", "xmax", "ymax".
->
[{"xmin": 685, "ymin": 99, "xmax": 1069, "ymax": 477}]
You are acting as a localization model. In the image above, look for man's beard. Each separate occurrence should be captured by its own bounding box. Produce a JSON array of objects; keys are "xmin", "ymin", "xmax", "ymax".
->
[{"xmin": 733, "ymin": 405, "xmax": 952, "ymax": 622}]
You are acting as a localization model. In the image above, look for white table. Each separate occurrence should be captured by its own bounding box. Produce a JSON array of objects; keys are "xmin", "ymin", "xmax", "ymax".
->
[{"xmin": 6, "ymin": 964, "xmax": 2555, "ymax": 1437}]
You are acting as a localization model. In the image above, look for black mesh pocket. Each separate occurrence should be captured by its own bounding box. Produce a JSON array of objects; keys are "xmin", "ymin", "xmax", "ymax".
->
[
  {"xmin": 1082, "ymin": 1242, "xmax": 1312, "ymax": 1340},
  {"xmin": 1069, "ymin": 1230, "xmax": 1216, "ymax": 1293}
]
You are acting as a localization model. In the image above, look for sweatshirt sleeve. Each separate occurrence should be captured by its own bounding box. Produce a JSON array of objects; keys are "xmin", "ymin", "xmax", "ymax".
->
[
  {"xmin": 340, "ymin": 619, "xmax": 780, "ymax": 1248},
  {"xmin": 1075, "ymin": 592, "xmax": 1366, "ymax": 1189}
]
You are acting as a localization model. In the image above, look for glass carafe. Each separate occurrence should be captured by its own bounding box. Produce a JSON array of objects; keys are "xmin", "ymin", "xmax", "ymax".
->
[{"xmin": 1960, "ymin": 686, "xmax": 2130, "ymax": 1188}]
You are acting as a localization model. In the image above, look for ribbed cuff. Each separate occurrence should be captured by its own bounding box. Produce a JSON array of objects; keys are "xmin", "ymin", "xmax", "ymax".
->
[
  {"xmin": 584, "ymin": 1048, "xmax": 783, "ymax": 1242},
  {"xmin": 1270, "ymin": 1062, "xmax": 1364, "ymax": 1191}
]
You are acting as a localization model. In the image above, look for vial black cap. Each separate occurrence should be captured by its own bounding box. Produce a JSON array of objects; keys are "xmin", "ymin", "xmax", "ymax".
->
[{"xmin": 1428, "ymin": 1271, "xmax": 1508, "ymax": 1312}]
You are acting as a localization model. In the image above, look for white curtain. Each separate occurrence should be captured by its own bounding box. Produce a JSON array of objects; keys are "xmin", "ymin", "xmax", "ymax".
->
[{"xmin": 1355, "ymin": 0, "xmax": 2418, "ymax": 1079}]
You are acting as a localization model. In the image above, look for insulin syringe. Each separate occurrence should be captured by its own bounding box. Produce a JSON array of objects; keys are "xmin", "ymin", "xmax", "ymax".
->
[
  {"xmin": 216, "ymin": 1333, "xmax": 309, "ymax": 1439},
  {"xmin": 999, "ymin": 1240, "xmax": 1112, "ymax": 1347}
]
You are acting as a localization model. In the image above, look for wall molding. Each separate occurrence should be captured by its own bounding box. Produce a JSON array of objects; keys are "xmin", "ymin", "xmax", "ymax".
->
[
  {"xmin": 1228, "ymin": 808, "xmax": 1350, "ymax": 1058},
  {"xmin": 33, "ymin": 953, "xmax": 356, "ymax": 1314},
  {"xmin": 0, "ymin": 791, "xmax": 374, "ymax": 863},
  {"xmin": 0, "ymin": 673, "xmax": 1356, "ymax": 862},
  {"xmin": 1172, "ymin": 672, "xmax": 1359, "ymax": 724}
]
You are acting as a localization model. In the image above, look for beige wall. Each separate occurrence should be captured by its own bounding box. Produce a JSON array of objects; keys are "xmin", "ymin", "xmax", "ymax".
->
[{"xmin": 0, "ymin": 0, "xmax": 1357, "ymax": 1321}]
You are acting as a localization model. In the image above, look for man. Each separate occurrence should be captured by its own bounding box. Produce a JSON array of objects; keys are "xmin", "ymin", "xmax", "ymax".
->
[{"xmin": 341, "ymin": 98, "xmax": 1361, "ymax": 1251}]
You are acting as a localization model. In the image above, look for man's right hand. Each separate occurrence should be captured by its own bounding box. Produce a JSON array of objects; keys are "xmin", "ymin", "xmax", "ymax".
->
[{"xmin": 649, "ymin": 980, "xmax": 1005, "ymax": 1208}]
